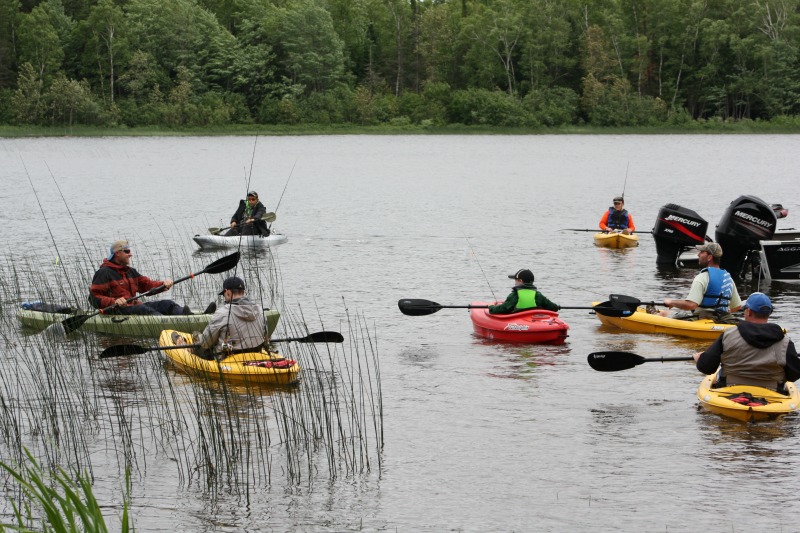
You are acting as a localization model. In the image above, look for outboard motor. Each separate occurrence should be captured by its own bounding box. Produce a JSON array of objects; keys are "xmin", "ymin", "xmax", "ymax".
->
[
  {"xmin": 652, "ymin": 204, "xmax": 708, "ymax": 265},
  {"xmin": 715, "ymin": 195, "xmax": 777, "ymax": 279}
]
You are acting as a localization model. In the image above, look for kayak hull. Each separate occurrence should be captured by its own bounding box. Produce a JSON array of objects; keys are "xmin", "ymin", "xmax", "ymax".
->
[
  {"xmin": 193, "ymin": 233, "xmax": 288, "ymax": 250},
  {"xmin": 469, "ymin": 302, "xmax": 569, "ymax": 344},
  {"xmin": 159, "ymin": 330, "xmax": 300, "ymax": 386},
  {"xmin": 697, "ymin": 374, "xmax": 800, "ymax": 423},
  {"xmin": 17, "ymin": 307, "xmax": 280, "ymax": 338},
  {"xmin": 593, "ymin": 232, "xmax": 639, "ymax": 248},
  {"xmin": 593, "ymin": 304, "xmax": 733, "ymax": 340}
]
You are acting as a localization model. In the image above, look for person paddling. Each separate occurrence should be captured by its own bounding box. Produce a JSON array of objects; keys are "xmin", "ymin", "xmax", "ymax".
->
[
  {"xmin": 190, "ymin": 276, "xmax": 267, "ymax": 359},
  {"xmin": 656, "ymin": 242, "xmax": 742, "ymax": 322},
  {"xmin": 693, "ymin": 292, "xmax": 800, "ymax": 392},
  {"xmin": 599, "ymin": 196, "xmax": 636, "ymax": 235},
  {"xmin": 488, "ymin": 269, "xmax": 560, "ymax": 314},
  {"xmin": 89, "ymin": 240, "xmax": 197, "ymax": 316},
  {"xmin": 226, "ymin": 191, "xmax": 270, "ymax": 236}
]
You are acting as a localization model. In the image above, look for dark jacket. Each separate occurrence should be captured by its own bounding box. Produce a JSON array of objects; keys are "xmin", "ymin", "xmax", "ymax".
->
[
  {"xmin": 488, "ymin": 283, "xmax": 560, "ymax": 314},
  {"xmin": 696, "ymin": 321, "xmax": 800, "ymax": 388},
  {"xmin": 88, "ymin": 259, "xmax": 166, "ymax": 309},
  {"xmin": 231, "ymin": 199, "xmax": 269, "ymax": 236}
]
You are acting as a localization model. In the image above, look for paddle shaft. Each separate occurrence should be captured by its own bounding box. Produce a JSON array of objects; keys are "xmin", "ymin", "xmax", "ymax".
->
[
  {"xmin": 210, "ymin": 212, "xmax": 276, "ymax": 234},
  {"xmin": 562, "ymin": 228, "xmax": 652, "ymax": 234},
  {"xmin": 398, "ymin": 298, "xmax": 632, "ymax": 317}
]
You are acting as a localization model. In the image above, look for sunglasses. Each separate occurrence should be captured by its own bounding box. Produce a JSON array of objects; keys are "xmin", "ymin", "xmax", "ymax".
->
[
  {"xmin": 613, "ymin": 202, "xmax": 622, "ymax": 205},
  {"xmin": 121, "ymin": 249, "xmax": 132, "ymax": 254}
]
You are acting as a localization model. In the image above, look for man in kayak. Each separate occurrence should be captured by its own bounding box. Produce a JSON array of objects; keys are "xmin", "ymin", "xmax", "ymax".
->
[
  {"xmin": 89, "ymin": 240, "xmax": 192, "ymax": 315},
  {"xmin": 226, "ymin": 190, "xmax": 271, "ymax": 236},
  {"xmin": 192, "ymin": 276, "xmax": 267, "ymax": 359},
  {"xmin": 656, "ymin": 242, "xmax": 742, "ymax": 322},
  {"xmin": 488, "ymin": 269, "xmax": 560, "ymax": 314},
  {"xmin": 599, "ymin": 196, "xmax": 635, "ymax": 235},
  {"xmin": 693, "ymin": 292, "xmax": 800, "ymax": 392}
]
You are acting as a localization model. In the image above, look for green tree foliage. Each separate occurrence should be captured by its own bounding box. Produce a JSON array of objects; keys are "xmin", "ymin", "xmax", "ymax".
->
[
  {"xmin": 3, "ymin": 0, "xmax": 800, "ymax": 127},
  {"xmin": 17, "ymin": 3, "xmax": 65, "ymax": 83}
]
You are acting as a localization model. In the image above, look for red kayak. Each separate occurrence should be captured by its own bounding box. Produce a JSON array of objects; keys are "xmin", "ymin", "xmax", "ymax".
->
[{"xmin": 468, "ymin": 301, "xmax": 569, "ymax": 344}]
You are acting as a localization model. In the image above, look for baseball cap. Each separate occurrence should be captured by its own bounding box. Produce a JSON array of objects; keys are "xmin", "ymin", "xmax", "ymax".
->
[
  {"xmin": 108, "ymin": 240, "xmax": 130, "ymax": 260},
  {"xmin": 743, "ymin": 292, "xmax": 773, "ymax": 314},
  {"xmin": 247, "ymin": 191, "xmax": 258, "ymax": 199},
  {"xmin": 219, "ymin": 276, "xmax": 246, "ymax": 295},
  {"xmin": 695, "ymin": 242, "xmax": 723, "ymax": 258},
  {"xmin": 508, "ymin": 269, "xmax": 534, "ymax": 283},
  {"xmin": 613, "ymin": 196, "xmax": 624, "ymax": 203}
]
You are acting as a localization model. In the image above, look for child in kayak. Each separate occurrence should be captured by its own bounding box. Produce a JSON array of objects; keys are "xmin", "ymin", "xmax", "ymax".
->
[{"xmin": 488, "ymin": 269, "xmax": 560, "ymax": 314}]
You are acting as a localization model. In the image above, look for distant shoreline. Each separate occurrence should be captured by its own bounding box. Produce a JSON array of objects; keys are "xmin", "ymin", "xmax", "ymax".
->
[{"xmin": 3, "ymin": 122, "xmax": 800, "ymax": 138}]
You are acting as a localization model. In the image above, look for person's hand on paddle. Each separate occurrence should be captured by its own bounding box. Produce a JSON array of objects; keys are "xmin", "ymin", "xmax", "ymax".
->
[
  {"xmin": 622, "ymin": 228, "xmax": 632, "ymax": 235},
  {"xmin": 692, "ymin": 351, "xmax": 702, "ymax": 362},
  {"xmin": 163, "ymin": 279, "xmax": 174, "ymax": 289},
  {"xmin": 230, "ymin": 221, "xmax": 237, "ymax": 228},
  {"xmin": 114, "ymin": 297, "xmax": 127, "ymax": 306}
]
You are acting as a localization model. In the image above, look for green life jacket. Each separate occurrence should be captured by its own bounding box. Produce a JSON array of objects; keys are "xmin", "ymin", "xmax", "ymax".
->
[{"xmin": 514, "ymin": 287, "xmax": 538, "ymax": 311}]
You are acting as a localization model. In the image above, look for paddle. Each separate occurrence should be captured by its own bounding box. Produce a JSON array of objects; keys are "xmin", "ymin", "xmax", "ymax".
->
[
  {"xmin": 561, "ymin": 228, "xmax": 652, "ymax": 234},
  {"xmin": 99, "ymin": 331, "xmax": 345, "ymax": 359},
  {"xmin": 209, "ymin": 212, "xmax": 276, "ymax": 235},
  {"xmin": 397, "ymin": 298, "xmax": 634, "ymax": 318},
  {"xmin": 54, "ymin": 251, "xmax": 241, "ymax": 336},
  {"xmin": 588, "ymin": 351, "xmax": 693, "ymax": 372},
  {"xmin": 608, "ymin": 293, "xmax": 667, "ymax": 310}
]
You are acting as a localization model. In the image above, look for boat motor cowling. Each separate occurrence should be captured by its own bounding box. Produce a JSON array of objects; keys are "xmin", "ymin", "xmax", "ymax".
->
[
  {"xmin": 715, "ymin": 195, "xmax": 777, "ymax": 278},
  {"xmin": 652, "ymin": 204, "xmax": 708, "ymax": 265}
]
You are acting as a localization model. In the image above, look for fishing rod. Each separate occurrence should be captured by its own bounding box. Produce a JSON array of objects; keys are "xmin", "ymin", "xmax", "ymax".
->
[
  {"xmin": 621, "ymin": 161, "xmax": 629, "ymax": 200},
  {"xmin": 273, "ymin": 158, "xmax": 297, "ymax": 216},
  {"xmin": 21, "ymin": 157, "xmax": 81, "ymax": 305},
  {"xmin": 45, "ymin": 161, "xmax": 93, "ymax": 265},
  {"xmin": 465, "ymin": 237, "xmax": 497, "ymax": 301}
]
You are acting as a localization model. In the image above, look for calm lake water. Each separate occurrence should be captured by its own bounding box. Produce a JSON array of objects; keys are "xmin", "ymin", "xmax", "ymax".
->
[{"xmin": 2, "ymin": 134, "xmax": 800, "ymax": 531}]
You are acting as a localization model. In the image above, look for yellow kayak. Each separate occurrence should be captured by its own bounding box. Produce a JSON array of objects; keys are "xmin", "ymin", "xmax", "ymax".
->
[
  {"xmin": 593, "ymin": 303, "xmax": 734, "ymax": 340},
  {"xmin": 593, "ymin": 232, "xmax": 639, "ymax": 249},
  {"xmin": 697, "ymin": 374, "xmax": 800, "ymax": 423},
  {"xmin": 158, "ymin": 330, "xmax": 300, "ymax": 386}
]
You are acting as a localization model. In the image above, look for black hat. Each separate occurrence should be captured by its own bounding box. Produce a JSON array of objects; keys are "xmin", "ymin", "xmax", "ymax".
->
[
  {"xmin": 247, "ymin": 191, "xmax": 258, "ymax": 199},
  {"xmin": 509, "ymin": 269, "xmax": 534, "ymax": 283},
  {"xmin": 613, "ymin": 196, "xmax": 624, "ymax": 203},
  {"xmin": 219, "ymin": 276, "xmax": 246, "ymax": 295}
]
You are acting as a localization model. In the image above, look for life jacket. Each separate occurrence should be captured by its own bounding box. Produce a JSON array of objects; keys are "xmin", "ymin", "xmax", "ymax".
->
[
  {"xmin": 699, "ymin": 267, "xmax": 733, "ymax": 312},
  {"xmin": 719, "ymin": 326, "xmax": 790, "ymax": 390},
  {"xmin": 606, "ymin": 207, "xmax": 630, "ymax": 230},
  {"xmin": 514, "ymin": 287, "xmax": 538, "ymax": 311}
]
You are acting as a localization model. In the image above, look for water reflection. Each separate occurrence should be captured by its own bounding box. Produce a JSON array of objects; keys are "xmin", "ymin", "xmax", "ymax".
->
[
  {"xmin": 696, "ymin": 410, "xmax": 800, "ymax": 478},
  {"xmin": 483, "ymin": 343, "xmax": 572, "ymax": 380}
]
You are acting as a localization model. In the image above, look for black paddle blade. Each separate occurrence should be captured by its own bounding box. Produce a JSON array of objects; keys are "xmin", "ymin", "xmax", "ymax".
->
[
  {"xmin": 100, "ymin": 344, "xmax": 150, "ymax": 358},
  {"xmin": 608, "ymin": 294, "xmax": 644, "ymax": 309},
  {"xmin": 591, "ymin": 301, "xmax": 635, "ymax": 318},
  {"xmin": 61, "ymin": 314, "xmax": 93, "ymax": 335},
  {"xmin": 398, "ymin": 299, "xmax": 442, "ymax": 316},
  {"xmin": 587, "ymin": 351, "xmax": 646, "ymax": 372},
  {"xmin": 298, "ymin": 331, "xmax": 344, "ymax": 343},
  {"xmin": 203, "ymin": 251, "xmax": 241, "ymax": 275}
]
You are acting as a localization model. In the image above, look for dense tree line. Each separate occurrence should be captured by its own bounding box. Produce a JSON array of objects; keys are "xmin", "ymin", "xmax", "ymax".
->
[{"xmin": 1, "ymin": 0, "xmax": 800, "ymax": 128}]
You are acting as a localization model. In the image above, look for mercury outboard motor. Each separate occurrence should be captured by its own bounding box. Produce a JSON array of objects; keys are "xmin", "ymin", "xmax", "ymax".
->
[
  {"xmin": 715, "ymin": 195, "xmax": 777, "ymax": 279},
  {"xmin": 652, "ymin": 204, "xmax": 708, "ymax": 265}
]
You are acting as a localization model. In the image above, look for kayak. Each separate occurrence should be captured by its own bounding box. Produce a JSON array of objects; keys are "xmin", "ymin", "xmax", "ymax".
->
[
  {"xmin": 17, "ymin": 306, "xmax": 280, "ymax": 338},
  {"xmin": 193, "ymin": 233, "xmax": 288, "ymax": 250},
  {"xmin": 469, "ymin": 302, "xmax": 569, "ymax": 344},
  {"xmin": 159, "ymin": 330, "xmax": 300, "ymax": 386},
  {"xmin": 593, "ymin": 232, "xmax": 639, "ymax": 248},
  {"xmin": 697, "ymin": 374, "xmax": 800, "ymax": 423},
  {"xmin": 592, "ymin": 303, "xmax": 734, "ymax": 340}
]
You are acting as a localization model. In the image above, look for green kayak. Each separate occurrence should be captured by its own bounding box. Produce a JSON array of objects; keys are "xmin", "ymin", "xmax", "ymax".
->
[{"xmin": 17, "ymin": 306, "xmax": 280, "ymax": 338}]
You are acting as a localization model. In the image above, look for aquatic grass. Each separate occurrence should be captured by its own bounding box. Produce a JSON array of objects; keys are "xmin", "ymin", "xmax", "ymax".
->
[
  {"xmin": 0, "ymin": 448, "xmax": 131, "ymax": 532},
  {"xmin": 0, "ymin": 227, "xmax": 383, "ymax": 517}
]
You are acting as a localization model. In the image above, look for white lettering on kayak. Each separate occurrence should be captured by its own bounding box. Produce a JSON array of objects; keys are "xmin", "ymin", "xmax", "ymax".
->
[{"xmin": 504, "ymin": 324, "xmax": 530, "ymax": 331}]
